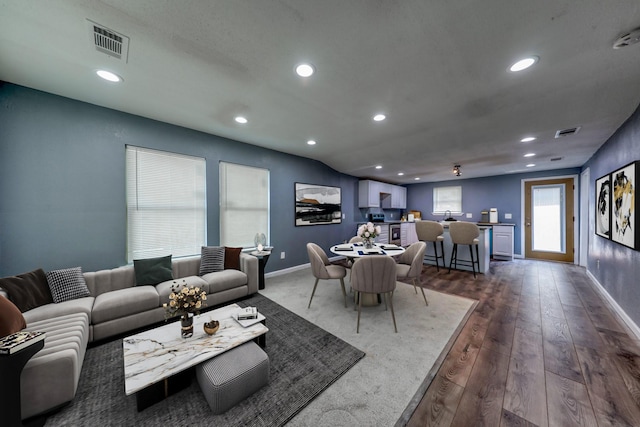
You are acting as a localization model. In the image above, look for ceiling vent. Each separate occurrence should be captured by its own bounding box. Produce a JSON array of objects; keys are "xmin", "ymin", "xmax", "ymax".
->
[
  {"xmin": 555, "ymin": 126, "xmax": 580, "ymax": 138},
  {"xmin": 550, "ymin": 157, "xmax": 563, "ymax": 162},
  {"xmin": 613, "ymin": 28, "xmax": 640, "ymax": 49},
  {"xmin": 87, "ymin": 19, "xmax": 129, "ymax": 62}
]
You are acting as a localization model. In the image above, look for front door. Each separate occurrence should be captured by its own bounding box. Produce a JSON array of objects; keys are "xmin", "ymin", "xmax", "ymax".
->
[{"xmin": 524, "ymin": 177, "xmax": 574, "ymax": 262}]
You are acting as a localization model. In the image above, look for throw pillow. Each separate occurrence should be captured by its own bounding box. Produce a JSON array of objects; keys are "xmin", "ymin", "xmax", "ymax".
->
[
  {"xmin": 199, "ymin": 246, "xmax": 225, "ymax": 275},
  {"xmin": 46, "ymin": 267, "xmax": 91, "ymax": 303},
  {"xmin": 134, "ymin": 255, "xmax": 174, "ymax": 286},
  {"xmin": 0, "ymin": 296, "xmax": 26, "ymax": 338},
  {"xmin": 224, "ymin": 247, "xmax": 242, "ymax": 270},
  {"xmin": 0, "ymin": 268, "xmax": 53, "ymax": 312}
]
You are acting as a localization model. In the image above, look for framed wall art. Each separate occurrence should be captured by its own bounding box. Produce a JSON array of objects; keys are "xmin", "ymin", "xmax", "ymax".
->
[
  {"xmin": 611, "ymin": 161, "xmax": 638, "ymax": 249},
  {"xmin": 295, "ymin": 183, "xmax": 342, "ymax": 226},
  {"xmin": 595, "ymin": 173, "xmax": 611, "ymax": 239}
]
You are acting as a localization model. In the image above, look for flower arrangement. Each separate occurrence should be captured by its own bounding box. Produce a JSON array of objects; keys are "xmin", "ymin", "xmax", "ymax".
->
[
  {"xmin": 162, "ymin": 280, "xmax": 207, "ymax": 318},
  {"xmin": 358, "ymin": 222, "xmax": 382, "ymax": 240}
]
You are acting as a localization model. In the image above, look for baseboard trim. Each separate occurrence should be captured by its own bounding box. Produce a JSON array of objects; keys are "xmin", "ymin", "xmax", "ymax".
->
[
  {"xmin": 264, "ymin": 263, "xmax": 310, "ymax": 279},
  {"xmin": 586, "ymin": 269, "xmax": 640, "ymax": 340}
]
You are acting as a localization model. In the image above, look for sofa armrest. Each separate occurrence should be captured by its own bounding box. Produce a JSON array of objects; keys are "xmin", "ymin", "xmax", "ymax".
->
[{"xmin": 239, "ymin": 252, "xmax": 258, "ymax": 294}]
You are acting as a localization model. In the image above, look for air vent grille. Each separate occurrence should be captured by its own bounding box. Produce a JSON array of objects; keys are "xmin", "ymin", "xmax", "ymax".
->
[
  {"xmin": 555, "ymin": 127, "xmax": 580, "ymax": 138},
  {"xmin": 550, "ymin": 157, "xmax": 563, "ymax": 162},
  {"xmin": 87, "ymin": 19, "xmax": 129, "ymax": 62}
]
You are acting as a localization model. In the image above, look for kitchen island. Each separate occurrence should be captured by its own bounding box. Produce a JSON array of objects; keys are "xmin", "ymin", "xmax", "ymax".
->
[{"xmin": 423, "ymin": 222, "xmax": 491, "ymax": 274}]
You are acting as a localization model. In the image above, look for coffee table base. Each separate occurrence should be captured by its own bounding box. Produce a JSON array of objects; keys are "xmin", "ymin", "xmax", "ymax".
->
[{"xmin": 135, "ymin": 369, "xmax": 193, "ymax": 411}]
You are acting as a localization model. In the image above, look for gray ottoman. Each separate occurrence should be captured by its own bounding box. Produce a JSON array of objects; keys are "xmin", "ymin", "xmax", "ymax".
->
[{"xmin": 196, "ymin": 341, "xmax": 270, "ymax": 414}]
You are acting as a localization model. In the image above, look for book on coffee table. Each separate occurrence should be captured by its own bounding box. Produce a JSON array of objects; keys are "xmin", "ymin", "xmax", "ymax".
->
[
  {"xmin": 232, "ymin": 309, "xmax": 265, "ymax": 327},
  {"xmin": 0, "ymin": 331, "xmax": 45, "ymax": 355}
]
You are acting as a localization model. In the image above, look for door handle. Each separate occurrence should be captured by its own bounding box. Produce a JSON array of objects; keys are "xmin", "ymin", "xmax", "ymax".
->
[{"xmin": 526, "ymin": 222, "xmax": 531, "ymax": 227}]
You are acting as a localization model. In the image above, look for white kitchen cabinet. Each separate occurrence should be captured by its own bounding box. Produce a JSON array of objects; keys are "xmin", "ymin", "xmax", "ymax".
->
[
  {"xmin": 358, "ymin": 180, "xmax": 383, "ymax": 208},
  {"xmin": 391, "ymin": 186, "xmax": 407, "ymax": 209},
  {"xmin": 400, "ymin": 222, "xmax": 418, "ymax": 246},
  {"xmin": 492, "ymin": 225, "xmax": 514, "ymax": 260}
]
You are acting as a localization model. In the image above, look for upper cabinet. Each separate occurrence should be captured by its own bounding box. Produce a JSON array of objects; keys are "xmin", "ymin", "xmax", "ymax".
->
[{"xmin": 358, "ymin": 180, "xmax": 407, "ymax": 209}]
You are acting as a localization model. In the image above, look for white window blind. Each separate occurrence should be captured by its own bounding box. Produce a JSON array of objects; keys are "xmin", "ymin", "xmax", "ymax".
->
[
  {"xmin": 220, "ymin": 162, "xmax": 269, "ymax": 248},
  {"xmin": 126, "ymin": 146, "xmax": 206, "ymax": 262},
  {"xmin": 433, "ymin": 186, "xmax": 462, "ymax": 214}
]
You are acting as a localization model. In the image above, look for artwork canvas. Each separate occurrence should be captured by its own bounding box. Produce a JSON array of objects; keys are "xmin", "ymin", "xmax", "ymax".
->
[
  {"xmin": 295, "ymin": 183, "xmax": 342, "ymax": 226},
  {"xmin": 595, "ymin": 173, "xmax": 611, "ymax": 239},
  {"xmin": 611, "ymin": 161, "xmax": 638, "ymax": 249}
]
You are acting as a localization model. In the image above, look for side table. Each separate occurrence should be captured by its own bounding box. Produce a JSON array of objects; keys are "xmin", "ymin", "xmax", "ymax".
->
[
  {"xmin": 0, "ymin": 339, "xmax": 45, "ymax": 426},
  {"xmin": 251, "ymin": 251, "xmax": 271, "ymax": 290}
]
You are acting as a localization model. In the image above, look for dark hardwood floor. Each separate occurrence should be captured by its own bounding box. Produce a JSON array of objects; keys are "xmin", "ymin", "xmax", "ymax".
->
[{"xmin": 405, "ymin": 259, "xmax": 640, "ymax": 427}]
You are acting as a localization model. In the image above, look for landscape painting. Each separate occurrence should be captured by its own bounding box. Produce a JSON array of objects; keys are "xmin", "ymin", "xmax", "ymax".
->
[
  {"xmin": 295, "ymin": 183, "xmax": 342, "ymax": 226},
  {"xmin": 611, "ymin": 161, "xmax": 638, "ymax": 249},
  {"xmin": 595, "ymin": 173, "xmax": 611, "ymax": 239}
]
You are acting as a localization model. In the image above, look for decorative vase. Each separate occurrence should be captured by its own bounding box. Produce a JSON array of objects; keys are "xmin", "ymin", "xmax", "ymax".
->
[
  {"xmin": 180, "ymin": 314, "xmax": 194, "ymax": 338},
  {"xmin": 364, "ymin": 238, "xmax": 374, "ymax": 249}
]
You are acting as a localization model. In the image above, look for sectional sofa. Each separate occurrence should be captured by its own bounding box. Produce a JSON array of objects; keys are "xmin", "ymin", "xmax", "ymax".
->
[{"xmin": 0, "ymin": 250, "xmax": 258, "ymax": 421}]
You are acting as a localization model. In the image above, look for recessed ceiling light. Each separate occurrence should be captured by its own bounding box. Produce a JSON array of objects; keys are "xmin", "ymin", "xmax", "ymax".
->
[
  {"xmin": 397, "ymin": 172, "xmax": 404, "ymax": 176},
  {"xmin": 524, "ymin": 153, "xmax": 536, "ymax": 157},
  {"xmin": 414, "ymin": 177, "xmax": 420, "ymax": 181},
  {"xmin": 307, "ymin": 140, "xmax": 316, "ymax": 145},
  {"xmin": 96, "ymin": 69, "xmax": 122, "ymax": 82},
  {"xmin": 375, "ymin": 165, "xmax": 382, "ymax": 169},
  {"xmin": 373, "ymin": 114, "xmax": 386, "ymax": 122},
  {"xmin": 521, "ymin": 137, "xmax": 536, "ymax": 143},
  {"xmin": 234, "ymin": 116, "xmax": 248, "ymax": 124},
  {"xmin": 295, "ymin": 63, "xmax": 315, "ymax": 77},
  {"xmin": 526, "ymin": 163, "xmax": 536, "ymax": 168},
  {"xmin": 510, "ymin": 56, "xmax": 538, "ymax": 72}
]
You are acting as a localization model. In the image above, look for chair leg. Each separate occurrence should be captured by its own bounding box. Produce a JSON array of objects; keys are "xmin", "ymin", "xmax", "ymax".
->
[
  {"xmin": 432, "ymin": 241, "xmax": 440, "ymax": 271},
  {"xmin": 340, "ymin": 278, "xmax": 347, "ymax": 308},
  {"xmin": 439, "ymin": 241, "xmax": 445, "ymax": 270},
  {"xmin": 469, "ymin": 245, "xmax": 476, "ymax": 278},
  {"xmin": 414, "ymin": 278, "xmax": 428, "ymax": 306},
  {"xmin": 387, "ymin": 292, "xmax": 398, "ymax": 333},
  {"xmin": 308, "ymin": 278, "xmax": 319, "ymax": 308},
  {"xmin": 383, "ymin": 292, "xmax": 388, "ymax": 311},
  {"xmin": 356, "ymin": 292, "xmax": 362, "ymax": 333},
  {"xmin": 448, "ymin": 244, "xmax": 457, "ymax": 273},
  {"xmin": 475, "ymin": 244, "xmax": 480, "ymax": 276}
]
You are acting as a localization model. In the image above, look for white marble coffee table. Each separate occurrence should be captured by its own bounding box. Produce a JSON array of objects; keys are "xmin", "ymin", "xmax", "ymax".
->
[{"xmin": 123, "ymin": 303, "xmax": 267, "ymax": 409}]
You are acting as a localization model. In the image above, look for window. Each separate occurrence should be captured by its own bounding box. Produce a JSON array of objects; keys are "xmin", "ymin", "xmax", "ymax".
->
[
  {"xmin": 433, "ymin": 186, "xmax": 462, "ymax": 214},
  {"xmin": 219, "ymin": 162, "xmax": 269, "ymax": 247},
  {"xmin": 126, "ymin": 146, "xmax": 206, "ymax": 262}
]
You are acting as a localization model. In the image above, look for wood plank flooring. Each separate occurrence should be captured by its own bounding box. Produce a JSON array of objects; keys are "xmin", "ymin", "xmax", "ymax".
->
[{"xmin": 406, "ymin": 259, "xmax": 640, "ymax": 427}]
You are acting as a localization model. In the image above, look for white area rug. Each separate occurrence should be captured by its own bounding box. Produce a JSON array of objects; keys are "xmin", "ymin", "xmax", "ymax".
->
[{"xmin": 262, "ymin": 267, "xmax": 476, "ymax": 426}]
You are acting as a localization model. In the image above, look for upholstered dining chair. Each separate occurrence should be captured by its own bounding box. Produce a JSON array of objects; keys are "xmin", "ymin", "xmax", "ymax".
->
[
  {"xmin": 343, "ymin": 236, "xmax": 364, "ymax": 282},
  {"xmin": 448, "ymin": 221, "xmax": 480, "ymax": 278},
  {"xmin": 350, "ymin": 255, "xmax": 398, "ymax": 333},
  {"xmin": 306, "ymin": 243, "xmax": 348, "ymax": 308},
  {"xmin": 395, "ymin": 241, "xmax": 428, "ymax": 305},
  {"xmin": 415, "ymin": 221, "xmax": 445, "ymax": 271}
]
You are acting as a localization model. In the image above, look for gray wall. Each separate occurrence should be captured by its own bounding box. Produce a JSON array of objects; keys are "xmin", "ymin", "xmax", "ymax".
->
[
  {"xmin": 405, "ymin": 168, "xmax": 581, "ymax": 257},
  {"xmin": 0, "ymin": 83, "xmax": 360, "ymax": 276},
  {"xmin": 583, "ymin": 103, "xmax": 640, "ymax": 326}
]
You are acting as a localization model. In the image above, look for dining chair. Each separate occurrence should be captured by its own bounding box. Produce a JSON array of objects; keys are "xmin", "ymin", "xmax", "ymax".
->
[
  {"xmin": 395, "ymin": 241, "xmax": 428, "ymax": 305},
  {"xmin": 350, "ymin": 255, "xmax": 398, "ymax": 333},
  {"xmin": 343, "ymin": 236, "xmax": 364, "ymax": 282},
  {"xmin": 415, "ymin": 221, "xmax": 445, "ymax": 271},
  {"xmin": 306, "ymin": 243, "xmax": 348, "ymax": 308},
  {"xmin": 448, "ymin": 221, "xmax": 480, "ymax": 278}
]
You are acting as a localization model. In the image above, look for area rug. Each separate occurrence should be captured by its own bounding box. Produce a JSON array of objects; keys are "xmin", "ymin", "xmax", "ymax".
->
[
  {"xmin": 261, "ymin": 267, "xmax": 476, "ymax": 426},
  {"xmin": 44, "ymin": 293, "xmax": 365, "ymax": 427}
]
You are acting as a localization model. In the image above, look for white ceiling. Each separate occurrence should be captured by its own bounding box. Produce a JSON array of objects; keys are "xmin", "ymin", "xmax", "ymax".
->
[{"xmin": 2, "ymin": 1, "xmax": 640, "ymax": 183}]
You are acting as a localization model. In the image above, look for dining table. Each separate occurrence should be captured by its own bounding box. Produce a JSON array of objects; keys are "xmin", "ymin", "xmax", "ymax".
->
[{"xmin": 330, "ymin": 242, "xmax": 405, "ymax": 306}]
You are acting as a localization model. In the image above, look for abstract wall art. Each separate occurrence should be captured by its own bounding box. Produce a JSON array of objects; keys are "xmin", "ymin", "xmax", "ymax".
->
[
  {"xmin": 295, "ymin": 183, "xmax": 342, "ymax": 226},
  {"xmin": 611, "ymin": 161, "xmax": 638, "ymax": 249},
  {"xmin": 595, "ymin": 173, "xmax": 611, "ymax": 239}
]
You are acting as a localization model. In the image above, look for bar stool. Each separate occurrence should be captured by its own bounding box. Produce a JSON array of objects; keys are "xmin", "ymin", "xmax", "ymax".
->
[
  {"xmin": 448, "ymin": 222, "xmax": 480, "ymax": 278},
  {"xmin": 415, "ymin": 221, "xmax": 445, "ymax": 271}
]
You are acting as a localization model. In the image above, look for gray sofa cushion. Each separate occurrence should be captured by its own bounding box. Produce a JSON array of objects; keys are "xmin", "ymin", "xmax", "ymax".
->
[
  {"xmin": 22, "ymin": 312, "xmax": 89, "ymax": 419},
  {"xmin": 83, "ymin": 265, "xmax": 136, "ymax": 297},
  {"xmin": 92, "ymin": 286, "xmax": 159, "ymax": 324},
  {"xmin": 202, "ymin": 269, "xmax": 248, "ymax": 293},
  {"xmin": 22, "ymin": 296, "xmax": 94, "ymax": 325},
  {"xmin": 156, "ymin": 276, "xmax": 209, "ymax": 305}
]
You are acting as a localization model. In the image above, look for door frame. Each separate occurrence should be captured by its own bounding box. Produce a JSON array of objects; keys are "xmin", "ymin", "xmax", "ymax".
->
[
  {"xmin": 580, "ymin": 168, "xmax": 590, "ymax": 267},
  {"xmin": 520, "ymin": 174, "xmax": 579, "ymax": 264}
]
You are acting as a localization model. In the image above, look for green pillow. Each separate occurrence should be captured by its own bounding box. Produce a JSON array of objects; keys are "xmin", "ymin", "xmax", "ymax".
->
[{"xmin": 134, "ymin": 255, "xmax": 174, "ymax": 286}]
